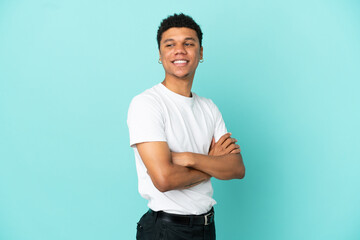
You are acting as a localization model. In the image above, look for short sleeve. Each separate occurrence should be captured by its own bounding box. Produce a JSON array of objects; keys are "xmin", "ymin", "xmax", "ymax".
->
[
  {"xmin": 127, "ymin": 94, "xmax": 167, "ymax": 147},
  {"xmin": 210, "ymin": 100, "xmax": 228, "ymax": 142}
]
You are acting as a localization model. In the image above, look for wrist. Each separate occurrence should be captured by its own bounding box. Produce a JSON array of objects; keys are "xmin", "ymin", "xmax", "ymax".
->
[{"xmin": 185, "ymin": 152, "xmax": 196, "ymax": 167}]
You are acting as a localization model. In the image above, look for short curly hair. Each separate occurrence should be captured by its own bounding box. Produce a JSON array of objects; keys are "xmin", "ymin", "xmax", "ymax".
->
[{"xmin": 157, "ymin": 13, "xmax": 203, "ymax": 49}]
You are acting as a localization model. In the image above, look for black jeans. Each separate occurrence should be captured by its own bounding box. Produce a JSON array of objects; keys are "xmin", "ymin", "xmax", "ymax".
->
[{"xmin": 136, "ymin": 210, "xmax": 216, "ymax": 240}]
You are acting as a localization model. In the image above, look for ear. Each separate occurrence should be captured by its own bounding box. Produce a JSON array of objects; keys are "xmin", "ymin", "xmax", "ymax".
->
[
  {"xmin": 200, "ymin": 46, "xmax": 203, "ymax": 59},
  {"xmin": 159, "ymin": 50, "xmax": 162, "ymax": 60}
]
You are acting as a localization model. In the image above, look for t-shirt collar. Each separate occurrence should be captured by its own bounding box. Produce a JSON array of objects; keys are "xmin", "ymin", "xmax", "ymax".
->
[{"xmin": 158, "ymin": 82, "xmax": 195, "ymax": 106}]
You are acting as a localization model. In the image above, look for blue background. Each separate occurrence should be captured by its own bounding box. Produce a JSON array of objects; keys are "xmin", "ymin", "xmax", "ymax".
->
[{"xmin": 0, "ymin": 0, "xmax": 359, "ymax": 239}]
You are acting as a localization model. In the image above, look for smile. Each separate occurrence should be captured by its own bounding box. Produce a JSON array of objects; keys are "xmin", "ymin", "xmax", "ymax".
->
[
  {"xmin": 172, "ymin": 60, "xmax": 189, "ymax": 66},
  {"xmin": 173, "ymin": 60, "xmax": 188, "ymax": 63}
]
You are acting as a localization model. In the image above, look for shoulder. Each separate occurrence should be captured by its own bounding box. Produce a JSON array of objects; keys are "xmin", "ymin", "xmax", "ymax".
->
[
  {"xmin": 193, "ymin": 93, "xmax": 217, "ymax": 109},
  {"xmin": 129, "ymin": 85, "xmax": 163, "ymax": 110},
  {"xmin": 193, "ymin": 93, "xmax": 223, "ymax": 120}
]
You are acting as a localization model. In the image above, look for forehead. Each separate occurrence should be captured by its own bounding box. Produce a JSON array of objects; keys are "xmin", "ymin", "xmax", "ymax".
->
[{"xmin": 161, "ymin": 27, "xmax": 199, "ymax": 42}]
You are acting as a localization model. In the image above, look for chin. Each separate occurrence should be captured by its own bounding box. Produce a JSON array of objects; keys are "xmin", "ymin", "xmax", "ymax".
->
[
  {"xmin": 173, "ymin": 71, "xmax": 193, "ymax": 79},
  {"xmin": 175, "ymin": 74, "xmax": 191, "ymax": 79}
]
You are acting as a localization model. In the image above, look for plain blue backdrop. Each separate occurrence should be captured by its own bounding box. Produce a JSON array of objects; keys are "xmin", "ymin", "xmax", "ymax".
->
[{"xmin": 0, "ymin": 0, "xmax": 359, "ymax": 239}]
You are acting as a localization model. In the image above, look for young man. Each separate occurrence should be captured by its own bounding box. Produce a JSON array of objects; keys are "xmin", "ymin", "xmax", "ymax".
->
[{"xmin": 127, "ymin": 13, "xmax": 245, "ymax": 240}]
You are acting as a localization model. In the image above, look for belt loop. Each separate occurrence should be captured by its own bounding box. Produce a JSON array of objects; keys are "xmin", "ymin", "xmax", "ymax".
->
[
  {"xmin": 189, "ymin": 215, "xmax": 193, "ymax": 228},
  {"xmin": 151, "ymin": 210, "xmax": 159, "ymax": 223},
  {"xmin": 155, "ymin": 211, "xmax": 159, "ymax": 223}
]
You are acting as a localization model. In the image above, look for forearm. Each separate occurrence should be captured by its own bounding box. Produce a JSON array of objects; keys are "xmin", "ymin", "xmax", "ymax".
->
[
  {"xmin": 173, "ymin": 152, "xmax": 245, "ymax": 180},
  {"xmin": 151, "ymin": 163, "xmax": 211, "ymax": 192}
]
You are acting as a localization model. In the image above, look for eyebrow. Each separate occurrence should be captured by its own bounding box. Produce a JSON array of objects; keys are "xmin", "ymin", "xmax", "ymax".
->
[
  {"xmin": 184, "ymin": 37, "xmax": 196, "ymax": 42},
  {"xmin": 162, "ymin": 37, "xmax": 197, "ymax": 44}
]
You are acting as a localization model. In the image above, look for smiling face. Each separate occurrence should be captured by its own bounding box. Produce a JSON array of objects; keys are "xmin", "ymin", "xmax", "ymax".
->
[{"xmin": 159, "ymin": 27, "xmax": 203, "ymax": 81}]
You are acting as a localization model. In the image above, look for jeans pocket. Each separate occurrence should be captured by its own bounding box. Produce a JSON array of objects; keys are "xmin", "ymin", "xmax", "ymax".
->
[{"xmin": 136, "ymin": 213, "xmax": 156, "ymax": 240}]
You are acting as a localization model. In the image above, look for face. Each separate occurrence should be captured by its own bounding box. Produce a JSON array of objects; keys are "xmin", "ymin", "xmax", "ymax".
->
[{"xmin": 159, "ymin": 27, "xmax": 203, "ymax": 80}]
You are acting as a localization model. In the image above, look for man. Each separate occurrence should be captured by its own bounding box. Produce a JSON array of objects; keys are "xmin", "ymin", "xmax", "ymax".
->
[{"xmin": 127, "ymin": 13, "xmax": 245, "ymax": 240}]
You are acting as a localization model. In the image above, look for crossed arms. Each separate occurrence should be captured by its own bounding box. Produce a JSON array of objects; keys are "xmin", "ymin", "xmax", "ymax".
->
[{"xmin": 136, "ymin": 133, "xmax": 245, "ymax": 192}]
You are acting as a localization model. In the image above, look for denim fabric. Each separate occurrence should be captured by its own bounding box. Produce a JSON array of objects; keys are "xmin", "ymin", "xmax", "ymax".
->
[{"xmin": 136, "ymin": 210, "xmax": 216, "ymax": 240}]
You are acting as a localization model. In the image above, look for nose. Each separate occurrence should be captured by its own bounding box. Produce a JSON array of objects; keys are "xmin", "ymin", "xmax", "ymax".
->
[{"xmin": 174, "ymin": 44, "xmax": 186, "ymax": 55}]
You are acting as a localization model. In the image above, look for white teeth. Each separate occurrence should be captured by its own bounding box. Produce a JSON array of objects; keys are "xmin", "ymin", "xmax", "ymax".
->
[{"xmin": 174, "ymin": 60, "xmax": 187, "ymax": 64}]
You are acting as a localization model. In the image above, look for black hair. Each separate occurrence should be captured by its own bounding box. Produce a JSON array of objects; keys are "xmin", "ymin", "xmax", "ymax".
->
[{"xmin": 157, "ymin": 13, "xmax": 203, "ymax": 49}]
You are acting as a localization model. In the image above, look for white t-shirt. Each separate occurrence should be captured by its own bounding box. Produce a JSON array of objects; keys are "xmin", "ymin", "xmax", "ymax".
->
[{"xmin": 127, "ymin": 83, "xmax": 227, "ymax": 215}]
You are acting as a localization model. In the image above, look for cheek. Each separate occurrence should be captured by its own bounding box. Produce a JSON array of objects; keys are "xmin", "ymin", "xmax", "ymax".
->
[
  {"xmin": 192, "ymin": 53, "xmax": 201, "ymax": 62},
  {"xmin": 160, "ymin": 52, "xmax": 171, "ymax": 61}
]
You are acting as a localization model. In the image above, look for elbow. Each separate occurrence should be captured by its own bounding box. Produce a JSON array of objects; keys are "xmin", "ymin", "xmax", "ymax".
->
[
  {"xmin": 218, "ymin": 166, "xmax": 245, "ymax": 180},
  {"xmin": 228, "ymin": 165, "xmax": 245, "ymax": 180},
  {"xmin": 236, "ymin": 167, "xmax": 245, "ymax": 179},
  {"xmin": 155, "ymin": 185, "xmax": 170, "ymax": 193},
  {"xmin": 234, "ymin": 154, "xmax": 245, "ymax": 179},
  {"xmin": 152, "ymin": 173, "xmax": 172, "ymax": 193},
  {"xmin": 155, "ymin": 182, "xmax": 171, "ymax": 193}
]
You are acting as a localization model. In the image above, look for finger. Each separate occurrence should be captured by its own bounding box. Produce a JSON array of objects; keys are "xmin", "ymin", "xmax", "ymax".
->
[
  {"xmin": 226, "ymin": 143, "xmax": 239, "ymax": 153},
  {"xmin": 223, "ymin": 138, "xmax": 237, "ymax": 149},
  {"xmin": 208, "ymin": 137, "xmax": 215, "ymax": 153},
  {"xmin": 218, "ymin": 133, "xmax": 232, "ymax": 145},
  {"xmin": 230, "ymin": 148, "xmax": 241, "ymax": 154},
  {"xmin": 222, "ymin": 138, "xmax": 232, "ymax": 148},
  {"xmin": 211, "ymin": 137, "xmax": 215, "ymax": 148}
]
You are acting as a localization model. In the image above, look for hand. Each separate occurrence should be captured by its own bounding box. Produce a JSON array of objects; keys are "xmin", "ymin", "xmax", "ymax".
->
[
  {"xmin": 171, "ymin": 152, "xmax": 211, "ymax": 182},
  {"xmin": 208, "ymin": 133, "xmax": 241, "ymax": 156}
]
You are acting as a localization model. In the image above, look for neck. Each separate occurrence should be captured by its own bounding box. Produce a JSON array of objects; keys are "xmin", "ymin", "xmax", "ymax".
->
[{"xmin": 162, "ymin": 74, "xmax": 194, "ymax": 97}]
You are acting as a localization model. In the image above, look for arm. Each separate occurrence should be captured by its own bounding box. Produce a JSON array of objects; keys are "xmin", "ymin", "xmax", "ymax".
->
[
  {"xmin": 173, "ymin": 152, "xmax": 245, "ymax": 180},
  {"xmin": 172, "ymin": 133, "xmax": 245, "ymax": 180},
  {"xmin": 136, "ymin": 141, "xmax": 211, "ymax": 192}
]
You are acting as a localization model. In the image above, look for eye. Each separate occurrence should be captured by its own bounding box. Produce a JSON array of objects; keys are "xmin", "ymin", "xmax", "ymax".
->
[
  {"xmin": 166, "ymin": 44, "xmax": 174, "ymax": 47},
  {"xmin": 184, "ymin": 43, "xmax": 194, "ymax": 47}
]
